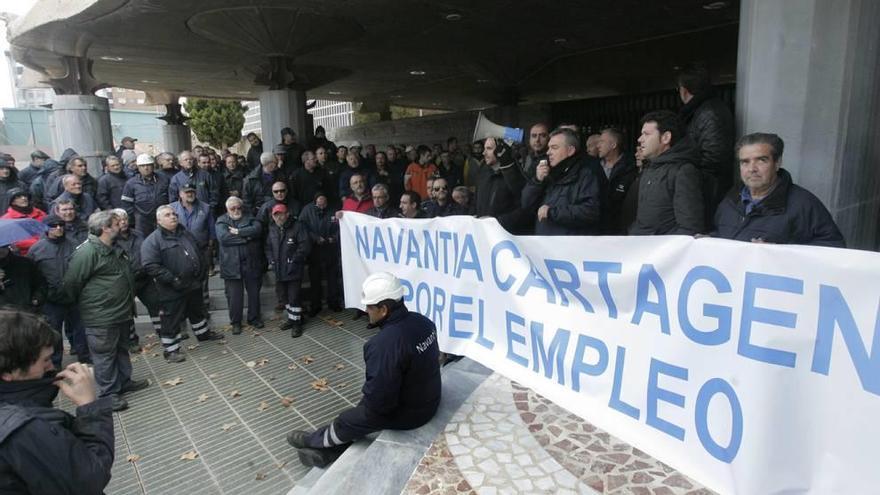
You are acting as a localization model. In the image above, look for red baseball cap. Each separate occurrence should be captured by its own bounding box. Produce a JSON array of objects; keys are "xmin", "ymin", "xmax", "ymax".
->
[{"xmin": 271, "ymin": 204, "xmax": 288, "ymax": 215}]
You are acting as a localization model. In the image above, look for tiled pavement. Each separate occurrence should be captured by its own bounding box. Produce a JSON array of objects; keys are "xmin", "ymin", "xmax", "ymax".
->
[
  {"xmin": 402, "ymin": 373, "xmax": 715, "ymax": 495},
  {"xmin": 58, "ymin": 283, "xmax": 379, "ymax": 495}
]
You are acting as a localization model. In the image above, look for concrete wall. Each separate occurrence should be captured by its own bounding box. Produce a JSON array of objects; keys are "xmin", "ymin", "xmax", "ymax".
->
[{"xmin": 737, "ymin": 0, "xmax": 880, "ymax": 249}]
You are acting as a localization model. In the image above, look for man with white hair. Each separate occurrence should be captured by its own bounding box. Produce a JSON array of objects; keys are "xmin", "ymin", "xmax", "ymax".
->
[
  {"xmin": 215, "ymin": 196, "xmax": 264, "ymax": 335},
  {"xmin": 50, "ymin": 174, "xmax": 98, "ymax": 222},
  {"xmin": 243, "ymin": 151, "xmax": 286, "ymax": 216},
  {"xmin": 168, "ymin": 150, "xmax": 218, "ymax": 208},
  {"xmin": 141, "ymin": 205, "xmax": 223, "ymax": 363},
  {"xmin": 286, "ymin": 272, "xmax": 441, "ymax": 468}
]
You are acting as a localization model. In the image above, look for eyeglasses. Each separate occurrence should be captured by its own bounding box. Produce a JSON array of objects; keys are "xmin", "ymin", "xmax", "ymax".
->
[
  {"xmin": 433, "ymin": 186, "xmax": 448, "ymax": 191},
  {"xmin": 228, "ymin": 206, "xmax": 242, "ymax": 211},
  {"xmin": 272, "ymin": 189, "xmax": 287, "ymax": 193},
  {"xmin": 48, "ymin": 224, "xmax": 64, "ymax": 229}
]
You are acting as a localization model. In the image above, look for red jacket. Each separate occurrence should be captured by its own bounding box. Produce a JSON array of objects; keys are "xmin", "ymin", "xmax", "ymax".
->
[
  {"xmin": 1, "ymin": 207, "xmax": 47, "ymax": 255},
  {"xmin": 342, "ymin": 195, "xmax": 374, "ymax": 213}
]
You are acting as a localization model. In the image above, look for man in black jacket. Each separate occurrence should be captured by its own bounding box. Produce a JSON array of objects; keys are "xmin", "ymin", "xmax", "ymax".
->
[
  {"xmin": 286, "ymin": 272, "xmax": 440, "ymax": 468},
  {"xmin": 28, "ymin": 215, "xmax": 89, "ymax": 366},
  {"xmin": 475, "ymin": 137, "xmax": 528, "ymax": 234},
  {"xmin": 121, "ymin": 154, "xmax": 170, "ymax": 237},
  {"xmin": 96, "ymin": 156, "xmax": 128, "ymax": 211},
  {"xmin": 596, "ymin": 128, "xmax": 639, "ymax": 234},
  {"xmin": 141, "ymin": 205, "xmax": 223, "ymax": 362},
  {"xmin": 629, "ymin": 111, "xmax": 705, "ymax": 235},
  {"xmin": 0, "ymin": 310, "xmax": 114, "ymax": 495},
  {"xmin": 677, "ymin": 66, "xmax": 735, "ymax": 227},
  {"xmin": 216, "ymin": 197, "xmax": 265, "ymax": 335},
  {"xmin": 521, "ymin": 128, "xmax": 601, "ymax": 235},
  {"xmin": 299, "ymin": 193, "xmax": 343, "ymax": 315},
  {"xmin": 713, "ymin": 132, "xmax": 845, "ymax": 247},
  {"xmin": 265, "ymin": 204, "xmax": 311, "ymax": 337},
  {"xmin": 244, "ymin": 152, "xmax": 285, "ymax": 217}
]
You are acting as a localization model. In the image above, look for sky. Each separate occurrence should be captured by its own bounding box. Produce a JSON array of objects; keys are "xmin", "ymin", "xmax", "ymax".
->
[{"xmin": 1, "ymin": 0, "xmax": 38, "ymax": 110}]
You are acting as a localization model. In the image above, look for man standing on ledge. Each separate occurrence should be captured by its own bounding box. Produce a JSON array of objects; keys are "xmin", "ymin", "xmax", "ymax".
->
[{"xmin": 286, "ymin": 272, "xmax": 441, "ymax": 467}]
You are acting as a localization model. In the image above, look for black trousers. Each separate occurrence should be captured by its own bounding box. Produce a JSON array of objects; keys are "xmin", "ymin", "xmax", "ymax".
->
[
  {"xmin": 308, "ymin": 246, "xmax": 341, "ymax": 309},
  {"xmin": 130, "ymin": 279, "xmax": 162, "ymax": 344},
  {"xmin": 224, "ymin": 274, "xmax": 263, "ymax": 325},
  {"xmin": 277, "ymin": 279, "xmax": 302, "ymax": 322},
  {"xmin": 158, "ymin": 288, "xmax": 209, "ymax": 352},
  {"xmin": 304, "ymin": 403, "xmax": 435, "ymax": 449}
]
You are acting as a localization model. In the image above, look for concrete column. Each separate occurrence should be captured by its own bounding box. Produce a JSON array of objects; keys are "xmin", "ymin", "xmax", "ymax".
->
[
  {"xmin": 737, "ymin": 0, "xmax": 880, "ymax": 249},
  {"xmin": 259, "ymin": 89, "xmax": 307, "ymax": 146},
  {"xmin": 51, "ymin": 94, "xmax": 113, "ymax": 177},
  {"xmin": 162, "ymin": 125, "xmax": 192, "ymax": 154},
  {"xmin": 158, "ymin": 102, "xmax": 192, "ymax": 154}
]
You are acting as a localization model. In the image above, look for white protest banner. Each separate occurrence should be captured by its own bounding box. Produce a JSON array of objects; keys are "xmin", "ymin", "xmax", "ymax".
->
[{"xmin": 339, "ymin": 212, "xmax": 880, "ymax": 494}]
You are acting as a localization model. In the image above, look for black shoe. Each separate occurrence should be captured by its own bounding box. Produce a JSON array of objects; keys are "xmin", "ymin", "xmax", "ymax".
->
[
  {"xmin": 120, "ymin": 379, "xmax": 150, "ymax": 394},
  {"xmin": 297, "ymin": 445, "xmax": 348, "ymax": 468},
  {"xmin": 279, "ymin": 320, "xmax": 294, "ymax": 331},
  {"xmin": 250, "ymin": 320, "xmax": 265, "ymax": 329},
  {"xmin": 353, "ymin": 310, "xmax": 365, "ymax": 320},
  {"xmin": 232, "ymin": 324, "xmax": 242, "ymax": 335},
  {"xmin": 180, "ymin": 333, "xmax": 191, "ymax": 340},
  {"xmin": 286, "ymin": 430, "xmax": 310, "ymax": 449},
  {"xmin": 111, "ymin": 395, "xmax": 129, "ymax": 412},
  {"xmin": 291, "ymin": 325, "xmax": 303, "ymax": 338},
  {"xmin": 164, "ymin": 350, "xmax": 186, "ymax": 363},
  {"xmin": 196, "ymin": 330, "xmax": 224, "ymax": 342},
  {"xmin": 308, "ymin": 306, "xmax": 322, "ymax": 317}
]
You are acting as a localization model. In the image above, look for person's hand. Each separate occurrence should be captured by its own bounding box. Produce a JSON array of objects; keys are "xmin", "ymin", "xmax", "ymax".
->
[
  {"xmin": 495, "ymin": 140, "xmax": 515, "ymax": 168},
  {"xmin": 535, "ymin": 160, "xmax": 550, "ymax": 182},
  {"xmin": 54, "ymin": 362, "xmax": 97, "ymax": 406},
  {"xmin": 229, "ymin": 227, "xmax": 240, "ymax": 235},
  {"xmin": 537, "ymin": 205, "xmax": 551, "ymax": 221}
]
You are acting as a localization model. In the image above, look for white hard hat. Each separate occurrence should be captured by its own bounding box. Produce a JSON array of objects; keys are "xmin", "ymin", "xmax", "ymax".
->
[
  {"xmin": 350, "ymin": 140, "xmax": 363, "ymax": 149},
  {"xmin": 360, "ymin": 272, "xmax": 404, "ymax": 305},
  {"xmin": 136, "ymin": 153, "xmax": 155, "ymax": 166}
]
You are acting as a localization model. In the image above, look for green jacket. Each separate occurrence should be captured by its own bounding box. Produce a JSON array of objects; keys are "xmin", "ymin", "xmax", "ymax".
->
[{"xmin": 62, "ymin": 235, "xmax": 134, "ymax": 327}]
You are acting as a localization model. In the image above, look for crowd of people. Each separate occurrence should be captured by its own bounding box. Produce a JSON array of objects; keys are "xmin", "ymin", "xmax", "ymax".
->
[{"xmin": 0, "ymin": 66, "xmax": 849, "ymax": 489}]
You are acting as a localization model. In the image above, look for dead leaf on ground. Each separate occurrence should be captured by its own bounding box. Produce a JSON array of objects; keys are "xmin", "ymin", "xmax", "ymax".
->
[
  {"xmin": 186, "ymin": 344, "xmax": 199, "ymax": 351},
  {"xmin": 219, "ymin": 339, "xmax": 227, "ymax": 345},
  {"xmin": 287, "ymin": 363, "xmax": 298, "ymax": 370},
  {"xmin": 163, "ymin": 377, "xmax": 183, "ymax": 387},
  {"xmin": 302, "ymin": 356, "xmax": 315, "ymax": 365},
  {"xmin": 208, "ymin": 373, "xmax": 219, "ymax": 379},
  {"xmin": 280, "ymin": 396, "xmax": 294, "ymax": 407},
  {"xmin": 180, "ymin": 450, "xmax": 199, "ymax": 460},
  {"xmin": 311, "ymin": 378, "xmax": 330, "ymax": 392},
  {"xmin": 196, "ymin": 393, "xmax": 209, "ymax": 403},
  {"xmin": 245, "ymin": 361, "xmax": 256, "ymax": 368},
  {"xmin": 255, "ymin": 472, "xmax": 267, "ymax": 481},
  {"xmin": 221, "ymin": 422, "xmax": 236, "ymax": 432},
  {"xmin": 252, "ymin": 331, "xmax": 262, "ymax": 337},
  {"xmin": 130, "ymin": 356, "xmax": 139, "ymax": 363},
  {"xmin": 151, "ymin": 353, "xmax": 159, "ymax": 357},
  {"xmin": 320, "ymin": 316, "xmax": 344, "ymax": 327},
  {"xmin": 127, "ymin": 454, "xmax": 141, "ymax": 463},
  {"xmin": 276, "ymin": 461, "xmax": 287, "ymax": 469},
  {"xmin": 334, "ymin": 363, "xmax": 345, "ymax": 370},
  {"xmin": 257, "ymin": 400, "xmax": 270, "ymax": 412},
  {"xmin": 221, "ymin": 350, "xmax": 228, "ymax": 355},
  {"xmin": 229, "ymin": 390, "xmax": 241, "ymax": 398},
  {"xmin": 336, "ymin": 382, "xmax": 347, "ymax": 388},
  {"xmin": 254, "ymin": 358, "xmax": 269, "ymax": 368}
]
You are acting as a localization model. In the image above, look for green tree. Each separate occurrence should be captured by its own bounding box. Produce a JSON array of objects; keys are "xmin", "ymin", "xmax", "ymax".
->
[{"xmin": 184, "ymin": 98, "xmax": 248, "ymax": 149}]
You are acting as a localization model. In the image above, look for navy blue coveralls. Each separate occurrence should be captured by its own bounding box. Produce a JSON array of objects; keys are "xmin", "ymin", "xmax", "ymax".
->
[{"xmin": 305, "ymin": 305, "xmax": 441, "ymax": 448}]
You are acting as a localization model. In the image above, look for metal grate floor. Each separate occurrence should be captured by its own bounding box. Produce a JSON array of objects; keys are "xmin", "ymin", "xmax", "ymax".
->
[{"xmin": 59, "ymin": 288, "xmax": 376, "ymax": 495}]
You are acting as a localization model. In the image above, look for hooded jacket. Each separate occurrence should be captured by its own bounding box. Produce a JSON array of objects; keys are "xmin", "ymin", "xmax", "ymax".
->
[
  {"xmin": 629, "ymin": 139, "xmax": 705, "ymax": 235},
  {"xmin": 713, "ymin": 168, "xmax": 845, "ymax": 247},
  {"xmin": 0, "ymin": 378, "xmax": 114, "ymax": 495},
  {"xmin": 0, "ymin": 165, "xmax": 26, "ymax": 214},
  {"xmin": 27, "ymin": 231, "xmax": 77, "ymax": 301}
]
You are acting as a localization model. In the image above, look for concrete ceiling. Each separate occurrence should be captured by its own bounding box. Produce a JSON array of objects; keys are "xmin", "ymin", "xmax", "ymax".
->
[{"xmin": 8, "ymin": 0, "xmax": 740, "ymax": 110}]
